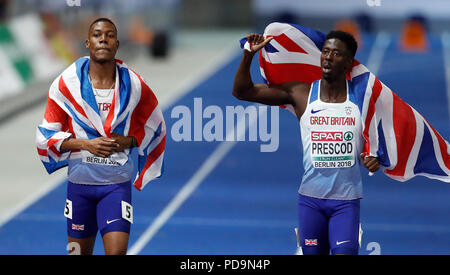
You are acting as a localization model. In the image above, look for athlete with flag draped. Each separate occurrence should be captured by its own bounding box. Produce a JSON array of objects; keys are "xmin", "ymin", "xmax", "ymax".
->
[
  {"xmin": 234, "ymin": 30, "xmax": 375, "ymax": 255},
  {"xmin": 234, "ymin": 23, "xmax": 450, "ymax": 254},
  {"xmin": 36, "ymin": 18, "xmax": 166, "ymax": 255}
]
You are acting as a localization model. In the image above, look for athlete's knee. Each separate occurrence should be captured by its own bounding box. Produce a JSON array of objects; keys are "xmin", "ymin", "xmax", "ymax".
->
[
  {"xmin": 105, "ymin": 246, "xmax": 128, "ymax": 255},
  {"xmin": 102, "ymin": 231, "xmax": 129, "ymax": 255},
  {"xmin": 67, "ymin": 237, "xmax": 95, "ymax": 255}
]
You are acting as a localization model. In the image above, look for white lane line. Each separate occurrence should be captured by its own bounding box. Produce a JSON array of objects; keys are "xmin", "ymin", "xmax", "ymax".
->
[
  {"xmin": 0, "ymin": 171, "xmax": 66, "ymax": 228},
  {"xmin": 366, "ymin": 32, "xmax": 391, "ymax": 75},
  {"xmin": 128, "ymin": 105, "xmax": 262, "ymax": 255},
  {"xmin": 441, "ymin": 32, "xmax": 450, "ymax": 122}
]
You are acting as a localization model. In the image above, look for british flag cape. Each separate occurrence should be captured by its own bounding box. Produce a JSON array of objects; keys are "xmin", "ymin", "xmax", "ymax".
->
[
  {"xmin": 36, "ymin": 57, "xmax": 166, "ymax": 190},
  {"xmin": 241, "ymin": 22, "xmax": 450, "ymax": 182}
]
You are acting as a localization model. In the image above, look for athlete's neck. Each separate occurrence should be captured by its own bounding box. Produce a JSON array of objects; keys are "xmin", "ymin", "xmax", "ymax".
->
[
  {"xmin": 320, "ymin": 77, "xmax": 347, "ymax": 103},
  {"xmin": 89, "ymin": 59, "xmax": 116, "ymax": 89}
]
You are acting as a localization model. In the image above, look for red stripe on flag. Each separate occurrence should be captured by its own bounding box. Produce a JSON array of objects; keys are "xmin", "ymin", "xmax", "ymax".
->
[
  {"xmin": 58, "ymin": 77, "xmax": 88, "ymax": 119},
  {"xmin": 128, "ymin": 71, "xmax": 159, "ymax": 145},
  {"xmin": 272, "ymin": 33, "xmax": 308, "ymax": 54},
  {"xmin": 37, "ymin": 148, "xmax": 48, "ymax": 157},
  {"xmin": 49, "ymin": 145, "xmax": 61, "ymax": 157},
  {"xmin": 44, "ymin": 95, "xmax": 68, "ymax": 124},
  {"xmin": 47, "ymin": 138, "xmax": 59, "ymax": 148},
  {"xmin": 103, "ymin": 91, "xmax": 116, "ymax": 137},
  {"xmin": 134, "ymin": 136, "xmax": 166, "ymax": 191},
  {"xmin": 259, "ymin": 54, "xmax": 321, "ymax": 85},
  {"xmin": 385, "ymin": 93, "xmax": 417, "ymax": 176},
  {"xmin": 362, "ymin": 78, "xmax": 383, "ymax": 155},
  {"xmin": 68, "ymin": 117, "xmax": 76, "ymax": 138}
]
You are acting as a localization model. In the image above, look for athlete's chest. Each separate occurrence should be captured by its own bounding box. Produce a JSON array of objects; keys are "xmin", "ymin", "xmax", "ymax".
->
[
  {"xmin": 94, "ymin": 90, "xmax": 115, "ymax": 122},
  {"xmin": 300, "ymin": 101, "xmax": 362, "ymax": 169},
  {"xmin": 302, "ymin": 101, "xmax": 361, "ymax": 130}
]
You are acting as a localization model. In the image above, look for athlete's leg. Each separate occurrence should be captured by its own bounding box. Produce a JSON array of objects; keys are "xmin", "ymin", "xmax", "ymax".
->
[
  {"xmin": 68, "ymin": 236, "xmax": 96, "ymax": 255},
  {"xmin": 66, "ymin": 182, "xmax": 99, "ymax": 255},
  {"xmin": 97, "ymin": 182, "xmax": 132, "ymax": 255},
  {"xmin": 298, "ymin": 193, "xmax": 330, "ymax": 255},
  {"xmin": 328, "ymin": 199, "xmax": 360, "ymax": 255},
  {"xmin": 102, "ymin": 232, "xmax": 129, "ymax": 255}
]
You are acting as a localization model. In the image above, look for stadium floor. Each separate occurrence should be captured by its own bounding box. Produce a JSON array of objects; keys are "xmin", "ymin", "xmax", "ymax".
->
[{"xmin": 0, "ymin": 30, "xmax": 448, "ymax": 255}]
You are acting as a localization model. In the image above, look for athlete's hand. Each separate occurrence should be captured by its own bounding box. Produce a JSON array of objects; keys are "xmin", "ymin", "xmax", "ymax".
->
[
  {"xmin": 360, "ymin": 153, "xmax": 380, "ymax": 173},
  {"xmin": 245, "ymin": 33, "xmax": 273, "ymax": 54},
  {"xmin": 84, "ymin": 137, "xmax": 120, "ymax": 158},
  {"xmin": 110, "ymin": 133, "xmax": 134, "ymax": 152}
]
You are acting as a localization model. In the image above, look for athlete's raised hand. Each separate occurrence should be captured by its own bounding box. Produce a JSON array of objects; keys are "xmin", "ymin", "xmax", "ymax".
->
[
  {"xmin": 245, "ymin": 33, "xmax": 273, "ymax": 54},
  {"xmin": 360, "ymin": 153, "xmax": 380, "ymax": 173}
]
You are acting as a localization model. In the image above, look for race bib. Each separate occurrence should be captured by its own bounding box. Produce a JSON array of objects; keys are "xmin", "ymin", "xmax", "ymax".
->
[
  {"xmin": 310, "ymin": 130, "xmax": 355, "ymax": 168},
  {"xmin": 82, "ymin": 154, "xmax": 119, "ymax": 166}
]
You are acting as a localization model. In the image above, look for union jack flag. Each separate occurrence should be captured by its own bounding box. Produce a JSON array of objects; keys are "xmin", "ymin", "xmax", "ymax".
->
[
  {"xmin": 72, "ymin": 224, "xmax": 84, "ymax": 231},
  {"xmin": 36, "ymin": 57, "xmax": 166, "ymax": 190},
  {"xmin": 241, "ymin": 22, "xmax": 450, "ymax": 182},
  {"xmin": 305, "ymin": 239, "xmax": 318, "ymax": 246}
]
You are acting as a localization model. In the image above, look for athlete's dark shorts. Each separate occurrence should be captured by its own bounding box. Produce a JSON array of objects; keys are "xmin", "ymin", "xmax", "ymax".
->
[
  {"xmin": 65, "ymin": 181, "xmax": 132, "ymax": 239},
  {"xmin": 298, "ymin": 193, "xmax": 361, "ymax": 255}
]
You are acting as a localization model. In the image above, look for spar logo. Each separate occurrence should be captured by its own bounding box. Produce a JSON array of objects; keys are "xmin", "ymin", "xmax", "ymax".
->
[
  {"xmin": 344, "ymin": 131, "xmax": 354, "ymax": 141},
  {"xmin": 311, "ymin": 131, "xmax": 343, "ymax": 142}
]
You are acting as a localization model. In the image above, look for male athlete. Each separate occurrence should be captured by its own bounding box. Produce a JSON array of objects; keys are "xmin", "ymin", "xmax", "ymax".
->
[
  {"xmin": 36, "ymin": 18, "xmax": 165, "ymax": 255},
  {"xmin": 232, "ymin": 31, "xmax": 379, "ymax": 255}
]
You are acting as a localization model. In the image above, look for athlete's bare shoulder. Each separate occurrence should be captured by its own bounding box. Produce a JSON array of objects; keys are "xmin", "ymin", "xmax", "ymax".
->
[
  {"xmin": 272, "ymin": 81, "xmax": 310, "ymax": 106},
  {"xmin": 274, "ymin": 81, "xmax": 310, "ymax": 95},
  {"xmin": 272, "ymin": 81, "xmax": 311, "ymax": 119}
]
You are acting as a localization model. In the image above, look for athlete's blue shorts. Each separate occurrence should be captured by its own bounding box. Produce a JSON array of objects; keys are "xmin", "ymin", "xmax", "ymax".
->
[
  {"xmin": 298, "ymin": 193, "xmax": 360, "ymax": 255},
  {"xmin": 65, "ymin": 181, "xmax": 132, "ymax": 239}
]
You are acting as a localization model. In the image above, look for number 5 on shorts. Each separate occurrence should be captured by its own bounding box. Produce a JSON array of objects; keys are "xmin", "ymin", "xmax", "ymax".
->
[
  {"xmin": 121, "ymin": 201, "xmax": 133, "ymax": 224},
  {"xmin": 64, "ymin": 199, "xmax": 73, "ymax": 219}
]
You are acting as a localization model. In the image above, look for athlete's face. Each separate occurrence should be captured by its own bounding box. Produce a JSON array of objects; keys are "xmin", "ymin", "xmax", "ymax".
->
[
  {"xmin": 86, "ymin": 21, "xmax": 119, "ymax": 63},
  {"xmin": 320, "ymin": 38, "xmax": 353, "ymax": 81}
]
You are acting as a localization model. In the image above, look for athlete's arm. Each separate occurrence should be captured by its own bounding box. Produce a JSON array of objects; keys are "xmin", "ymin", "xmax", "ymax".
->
[
  {"xmin": 110, "ymin": 133, "xmax": 138, "ymax": 152},
  {"xmin": 60, "ymin": 137, "xmax": 119, "ymax": 158},
  {"xmin": 232, "ymin": 34, "xmax": 295, "ymax": 106}
]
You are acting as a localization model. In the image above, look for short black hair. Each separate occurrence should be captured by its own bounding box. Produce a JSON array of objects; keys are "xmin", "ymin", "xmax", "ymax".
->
[
  {"xmin": 325, "ymin": 30, "xmax": 357, "ymax": 58},
  {"xmin": 89, "ymin": 17, "xmax": 117, "ymax": 34}
]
